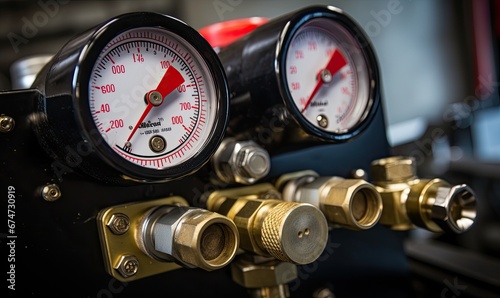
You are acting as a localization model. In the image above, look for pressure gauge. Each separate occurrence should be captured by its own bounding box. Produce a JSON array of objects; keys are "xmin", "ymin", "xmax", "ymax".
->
[
  {"xmin": 89, "ymin": 27, "xmax": 217, "ymax": 170},
  {"xmin": 218, "ymin": 5, "xmax": 379, "ymax": 142},
  {"xmin": 33, "ymin": 12, "xmax": 229, "ymax": 183},
  {"xmin": 282, "ymin": 18, "xmax": 371, "ymax": 137}
]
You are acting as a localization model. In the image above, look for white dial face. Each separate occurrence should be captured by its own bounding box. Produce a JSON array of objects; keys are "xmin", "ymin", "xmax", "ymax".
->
[
  {"xmin": 89, "ymin": 27, "xmax": 216, "ymax": 170},
  {"xmin": 285, "ymin": 20, "xmax": 370, "ymax": 134}
]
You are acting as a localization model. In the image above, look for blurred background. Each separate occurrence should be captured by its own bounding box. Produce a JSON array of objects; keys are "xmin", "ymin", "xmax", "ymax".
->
[{"xmin": 0, "ymin": 0, "xmax": 499, "ymax": 296}]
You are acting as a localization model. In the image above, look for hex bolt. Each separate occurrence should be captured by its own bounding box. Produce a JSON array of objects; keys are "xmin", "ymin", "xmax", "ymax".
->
[
  {"xmin": 115, "ymin": 255, "xmax": 139, "ymax": 278},
  {"xmin": 0, "ymin": 115, "xmax": 15, "ymax": 133},
  {"xmin": 107, "ymin": 213, "xmax": 131, "ymax": 235},
  {"xmin": 237, "ymin": 147, "xmax": 270, "ymax": 179},
  {"xmin": 430, "ymin": 184, "xmax": 477, "ymax": 234},
  {"xmin": 42, "ymin": 184, "xmax": 62, "ymax": 202},
  {"xmin": 212, "ymin": 138, "xmax": 271, "ymax": 185}
]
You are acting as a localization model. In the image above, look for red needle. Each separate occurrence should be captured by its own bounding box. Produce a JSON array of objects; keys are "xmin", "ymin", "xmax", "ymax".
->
[
  {"xmin": 126, "ymin": 66, "xmax": 185, "ymax": 143},
  {"xmin": 300, "ymin": 49, "xmax": 347, "ymax": 113}
]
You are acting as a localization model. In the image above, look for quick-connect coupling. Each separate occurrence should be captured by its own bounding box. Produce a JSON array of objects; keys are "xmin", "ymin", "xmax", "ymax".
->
[
  {"xmin": 370, "ymin": 156, "xmax": 477, "ymax": 233},
  {"xmin": 206, "ymin": 184, "xmax": 328, "ymax": 265},
  {"xmin": 277, "ymin": 171, "xmax": 383, "ymax": 230},
  {"xmin": 138, "ymin": 206, "xmax": 239, "ymax": 271}
]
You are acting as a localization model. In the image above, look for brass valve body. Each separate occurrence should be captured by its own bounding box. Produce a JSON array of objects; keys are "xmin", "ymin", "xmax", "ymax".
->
[
  {"xmin": 97, "ymin": 197, "xmax": 240, "ymax": 281},
  {"xmin": 278, "ymin": 171, "xmax": 383, "ymax": 230},
  {"xmin": 206, "ymin": 184, "xmax": 328, "ymax": 265},
  {"xmin": 370, "ymin": 156, "xmax": 477, "ymax": 233}
]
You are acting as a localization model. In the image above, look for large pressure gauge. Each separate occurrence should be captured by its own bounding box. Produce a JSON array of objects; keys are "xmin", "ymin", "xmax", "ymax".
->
[
  {"xmin": 218, "ymin": 5, "xmax": 379, "ymax": 142},
  {"xmin": 32, "ymin": 12, "xmax": 229, "ymax": 183}
]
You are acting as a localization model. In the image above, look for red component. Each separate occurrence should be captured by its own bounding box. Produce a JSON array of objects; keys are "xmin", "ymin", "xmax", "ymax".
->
[
  {"xmin": 198, "ymin": 17, "xmax": 269, "ymax": 49},
  {"xmin": 126, "ymin": 66, "xmax": 185, "ymax": 143},
  {"xmin": 301, "ymin": 49, "xmax": 347, "ymax": 113}
]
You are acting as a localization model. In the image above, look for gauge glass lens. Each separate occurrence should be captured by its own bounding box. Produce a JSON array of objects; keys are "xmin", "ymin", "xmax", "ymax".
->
[
  {"xmin": 285, "ymin": 19, "xmax": 371, "ymax": 134},
  {"xmin": 89, "ymin": 27, "xmax": 216, "ymax": 170}
]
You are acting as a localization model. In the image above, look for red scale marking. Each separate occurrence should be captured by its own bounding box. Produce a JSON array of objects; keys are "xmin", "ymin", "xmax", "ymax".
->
[{"xmin": 109, "ymin": 56, "xmax": 115, "ymax": 64}]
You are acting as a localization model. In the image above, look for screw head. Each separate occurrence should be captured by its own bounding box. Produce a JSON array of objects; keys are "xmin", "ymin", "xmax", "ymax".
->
[
  {"xmin": 107, "ymin": 213, "xmax": 130, "ymax": 235},
  {"xmin": 42, "ymin": 184, "xmax": 61, "ymax": 202},
  {"xmin": 0, "ymin": 115, "xmax": 15, "ymax": 133},
  {"xmin": 320, "ymin": 69, "xmax": 333, "ymax": 83},
  {"xmin": 148, "ymin": 91, "xmax": 163, "ymax": 106},
  {"xmin": 149, "ymin": 135, "xmax": 166, "ymax": 153},
  {"xmin": 316, "ymin": 114, "xmax": 328, "ymax": 128},
  {"xmin": 115, "ymin": 255, "xmax": 139, "ymax": 278}
]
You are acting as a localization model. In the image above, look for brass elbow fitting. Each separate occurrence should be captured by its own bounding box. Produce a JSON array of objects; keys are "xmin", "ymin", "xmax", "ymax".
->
[
  {"xmin": 370, "ymin": 156, "xmax": 477, "ymax": 233},
  {"xmin": 206, "ymin": 184, "xmax": 328, "ymax": 265},
  {"xmin": 231, "ymin": 254, "xmax": 298, "ymax": 297},
  {"xmin": 277, "ymin": 171, "xmax": 383, "ymax": 230},
  {"xmin": 138, "ymin": 206, "xmax": 239, "ymax": 271}
]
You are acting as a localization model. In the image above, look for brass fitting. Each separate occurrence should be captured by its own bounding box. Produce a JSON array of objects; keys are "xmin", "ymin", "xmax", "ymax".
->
[
  {"xmin": 138, "ymin": 205, "xmax": 239, "ymax": 271},
  {"xmin": 206, "ymin": 184, "xmax": 328, "ymax": 265},
  {"xmin": 231, "ymin": 254, "xmax": 297, "ymax": 298},
  {"xmin": 277, "ymin": 171, "xmax": 383, "ymax": 230},
  {"xmin": 370, "ymin": 156, "xmax": 477, "ymax": 233}
]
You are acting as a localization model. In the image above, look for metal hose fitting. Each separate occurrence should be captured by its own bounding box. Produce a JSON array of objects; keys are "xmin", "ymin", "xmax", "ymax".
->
[
  {"xmin": 279, "ymin": 173, "xmax": 383, "ymax": 230},
  {"xmin": 206, "ymin": 184, "xmax": 328, "ymax": 264},
  {"xmin": 370, "ymin": 156, "xmax": 477, "ymax": 233},
  {"xmin": 138, "ymin": 206, "xmax": 239, "ymax": 271}
]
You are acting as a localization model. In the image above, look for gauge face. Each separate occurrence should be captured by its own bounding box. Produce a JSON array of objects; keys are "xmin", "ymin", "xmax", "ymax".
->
[
  {"xmin": 283, "ymin": 17, "xmax": 373, "ymax": 137},
  {"xmin": 89, "ymin": 27, "xmax": 218, "ymax": 170}
]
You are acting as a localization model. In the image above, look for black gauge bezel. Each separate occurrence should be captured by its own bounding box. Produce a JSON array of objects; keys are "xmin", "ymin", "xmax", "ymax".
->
[
  {"xmin": 276, "ymin": 6, "xmax": 380, "ymax": 142},
  {"xmin": 74, "ymin": 12, "xmax": 229, "ymax": 182}
]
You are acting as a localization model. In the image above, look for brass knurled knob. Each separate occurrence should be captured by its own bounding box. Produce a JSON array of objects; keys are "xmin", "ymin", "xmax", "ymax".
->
[{"xmin": 260, "ymin": 202, "xmax": 328, "ymax": 264}]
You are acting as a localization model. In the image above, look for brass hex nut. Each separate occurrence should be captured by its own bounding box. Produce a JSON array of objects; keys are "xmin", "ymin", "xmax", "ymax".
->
[
  {"xmin": 232, "ymin": 199, "xmax": 267, "ymax": 255},
  {"xmin": 151, "ymin": 207, "xmax": 239, "ymax": 271},
  {"xmin": 173, "ymin": 209, "xmax": 239, "ymax": 271},
  {"xmin": 321, "ymin": 179, "xmax": 382, "ymax": 230},
  {"xmin": 371, "ymin": 156, "xmax": 417, "ymax": 183},
  {"xmin": 296, "ymin": 177, "xmax": 383, "ymax": 230},
  {"xmin": 430, "ymin": 184, "xmax": 477, "ymax": 234},
  {"xmin": 231, "ymin": 258, "xmax": 298, "ymax": 288}
]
